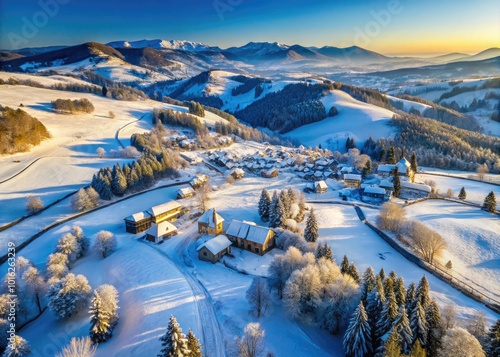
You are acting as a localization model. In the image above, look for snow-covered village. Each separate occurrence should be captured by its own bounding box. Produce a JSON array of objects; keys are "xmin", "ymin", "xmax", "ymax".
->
[{"xmin": 0, "ymin": 1, "xmax": 500, "ymax": 357}]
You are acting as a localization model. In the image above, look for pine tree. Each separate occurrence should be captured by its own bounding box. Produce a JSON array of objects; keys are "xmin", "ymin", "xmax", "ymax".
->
[
  {"xmin": 393, "ymin": 167, "xmax": 401, "ymax": 197},
  {"xmin": 377, "ymin": 287, "xmax": 399, "ymax": 339},
  {"xmin": 383, "ymin": 328, "xmax": 403, "ymax": 357},
  {"xmin": 410, "ymin": 300, "xmax": 428, "ymax": 348},
  {"xmin": 379, "ymin": 268, "xmax": 386, "ymax": 281},
  {"xmin": 482, "ymin": 191, "xmax": 496, "ymax": 213},
  {"xmin": 361, "ymin": 267, "xmax": 376, "ymax": 302},
  {"xmin": 393, "ymin": 306, "xmax": 413, "ymax": 354},
  {"xmin": 186, "ymin": 329, "xmax": 202, "ymax": 357},
  {"xmin": 394, "ymin": 277, "xmax": 406, "ymax": 307},
  {"xmin": 367, "ymin": 276, "xmax": 386, "ymax": 349},
  {"xmin": 304, "ymin": 209, "xmax": 319, "ymax": 243},
  {"xmin": 416, "ymin": 276, "xmax": 431, "ymax": 310},
  {"xmin": 89, "ymin": 291, "xmax": 112, "ymax": 344},
  {"xmin": 425, "ymin": 300, "xmax": 442, "ymax": 357},
  {"xmin": 111, "ymin": 165, "xmax": 127, "ymax": 196},
  {"xmin": 362, "ymin": 160, "xmax": 372, "ymax": 179},
  {"xmin": 387, "ymin": 146, "xmax": 397, "ymax": 164},
  {"xmin": 315, "ymin": 243, "xmax": 325, "ymax": 259},
  {"xmin": 279, "ymin": 190, "xmax": 291, "ymax": 220},
  {"xmin": 323, "ymin": 243, "xmax": 333, "ymax": 261},
  {"xmin": 406, "ymin": 282, "xmax": 417, "ymax": 312},
  {"xmin": 287, "ymin": 187, "xmax": 297, "ymax": 204},
  {"xmin": 458, "ymin": 187, "xmax": 467, "ymax": 200},
  {"xmin": 348, "ymin": 263, "xmax": 360, "ymax": 283},
  {"xmin": 486, "ymin": 319, "xmax": 500, "ymax": 357},
  {"xmin": 158, "ymin": 315, "xmax": 189, "ymax": 357},
  {"xmin": 341, "ymin": 255, "xmax": 350, "ymax": 274},
  {"xmin": 410, "ymin": 152, "xmax": 418, "ymax": 175},
  {"xmin": 409, "ymin": 339, "xmax": 426, "ymax": 357},
  {"xmin": 343, "ymin": 301, "xmax": 372, "ymax": 357},
  {"xmin": 269, "ymin": 191, "xmax": 279, "ymax": 228},
  {"xmin": 274, "ymin": 196, "xmax": 287, "ymax": 228},
  {"xmin": 258, "ymin": 189, "xmax": 272, "ymax": 221}
]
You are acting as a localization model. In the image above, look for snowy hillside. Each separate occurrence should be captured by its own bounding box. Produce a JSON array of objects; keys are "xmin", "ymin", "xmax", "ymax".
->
[
  {"xmin": 286, "ymin": 90, "xmax": 395, "ymax": 150},
  {"xmin": 107, "ymin": 39, "xmax": 214, "ymax": 52}
]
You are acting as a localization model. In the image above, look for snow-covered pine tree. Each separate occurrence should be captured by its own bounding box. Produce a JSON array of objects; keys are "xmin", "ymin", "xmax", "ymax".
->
[
  {"xmin": 304, "ymin": 208, "xmax": 319, "ymax": 243},
  {"xmin": 410, "ymin": 152, "xmax": 418, "ymax": 174},
  {"xmin": 274, "ymin": 196, "xmax": 287, "ymax": 228},
  {"xmin": 393, "ymin": 306, "xmax": 413, "ymax": 354},
  {"xmin": 258, "ymin": 188, "xmax": 272, "ymax": 221},
  {"xmin": 416, "ymin": 276, "xmax": 430, "ymax": 310},
  {"xmin": 486, "ymin": 319, "xmax": 500, "ymax": 357},
  {"xmin": 382, "ymin": 328, "xmax": 402, "ymax": 357},
  {"xmin": 186, "ymin": 329, "xmax": 202, "ymax": 357},
  {"xmin": 394, "ymin": 277, "xmax": 406, "ymax": 307},
  {"xmin": 410, "ymin": 300, "xmax": 428, "ymax": 348},
  {"xmin": 279, "ymin": 190, "xmax": 291, "ymax": 218},
  {"xmin": 111, "ymin": 165, "xmax": 127, "ymax": 196},
  {"xmin": 96, "ymin": 284, "xmax": 119, "ymax": 329},
  {"xmin": 340, "ymin": 255, "xmax": 350, "ymax": 275},
  {"xmin": 387, "ymin": 146, "xmax": 397, "ymax": 164},
  {"xmin": 366, "ymin": 276, "xmax": 386, "ymax": 349},
  {"xmin": 269, "ymin": 191, "xmax": 279, "ymax": 228},
  {"xmin": 393, "ymin": 167, "xmax": 401, "ymax": 197},
  {"xmin": 323, "ymin": 243, "xmax": 333, "ymax": 261},
  {"xmin": 3, "ymin": 335, "xmax": 31, "ymax": 357},
  {"xmin": 348, "ymin": 263, "xmax": 360, "ymax": 283},
  {"xmin": 361, "ymin": 267, "xmax": 376, "ymax": 302},
  {"xmin": 158, "ymin": 315, "xmax": 189, "ymax": 357},
  {"xmin": 425, "ymin": 300, "xmax": 443, "ymax": 357},
  {"xmin": 288, "ymin": 187, "xmax": 297, "ymax": 204},
  {"xmin": 458, "ymin": 187, "xmax": 467, "ymax": 200},
  {"xmin": 361, "ymin": 160, "xmax": 372, "ymax": 179},
  {"xmin": 379, "ymin": 268, "xmax": 386, "ymax": 281},
  {"xmin": 89, "ymin": 291, "xmax": 112, "ymax": 344},
  {"xmin": 343, "ymin": 301, "xmax": 372, "ymax": 357},
  {"xmin": 296, "ymin": 192, "xmax": 306, "ymax": 222},
  {"xmin": 377, "ymin": 287, "xmax": 399, "ymax": 340},
  {"xmin": 482, "ymin": 191, "xmax": 497, "ymax": 213},
  {"xmin": 315, "ymin": 243, "xmax": 325, "ymax": 260},
  {"xmin": 406, "ymin": 282, "xmax": 417, "ymax": 312}
]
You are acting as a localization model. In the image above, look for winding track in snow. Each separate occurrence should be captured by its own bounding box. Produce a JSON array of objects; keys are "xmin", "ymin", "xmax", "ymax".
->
[{"xmin": 140, "ymin": 227, "xmax": 228, "ymax": 357}]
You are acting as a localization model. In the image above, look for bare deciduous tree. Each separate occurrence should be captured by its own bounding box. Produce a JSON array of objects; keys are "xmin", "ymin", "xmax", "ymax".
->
[
  {"xmin": 476, "ymin": 164, "xmax": 489, "ymax": 181},
  {"xmin": 236, "ymin": 323, "xmax": 265, "ymax": 357},
  {"xmin": 56, "ymin": 337, "xmax": 96, "ymax": 357},
  {"xmin": 246, "ymin": 278, "xmax": 271, "ymax": 318},
  {"xmin": 96, "ymin": 147, "xmax": 105, "ymax": 159},
  {"xmin": 377, "ymin": 202, "xmax": 407, "ymax": 233},
  {"xmin": 408, "ymin": 221, "xmax": 446, "ymax": 264},
  {"xmin": 196, "ymin": 182, "xmax": 211, "ymax": 212}
]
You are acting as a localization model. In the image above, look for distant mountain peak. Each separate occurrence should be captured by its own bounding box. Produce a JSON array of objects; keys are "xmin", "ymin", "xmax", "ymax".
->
[{"xmin": 107, "ymin": 39, "xmax": 213, "ymax": 52}]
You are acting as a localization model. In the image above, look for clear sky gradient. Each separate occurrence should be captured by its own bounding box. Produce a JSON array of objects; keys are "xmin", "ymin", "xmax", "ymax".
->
[{"xmin": 0, "ymin": 0, "xmax": 498, "ymax": 55}]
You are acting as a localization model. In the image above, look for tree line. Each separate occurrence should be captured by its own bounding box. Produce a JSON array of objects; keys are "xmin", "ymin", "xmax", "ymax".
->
[{"xmin": 51, "ymin": 98, "xmax": 95, "ymax": 114}]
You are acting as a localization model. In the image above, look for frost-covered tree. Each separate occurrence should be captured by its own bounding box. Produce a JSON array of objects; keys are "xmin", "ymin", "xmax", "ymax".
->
[
  {"xmin": 236, "ymin": 323, "xmax": 265, "ymax": 357},
  {"xmin": 485, "ymin": 319, "xmax": 500, "ymax": 357},
  {"xmin": 393, "ymin": 306, "xmax": 413, "ymax": 354},
  {"xmin": 378, "ymin": 203, "xmax": 406, "ymax": 233},
  {"xmin": 438, "ymin": 327, "xmax": 485, "ymax": 357},
  {"xmin": 361, "ymin": 267, "xmax": 376, "ymax": 302},
  {"xmin": 258, "ymin": 188, "xmax": 272, "ymax": 221},
  {"xmin": 89, "ymin": 291, "xmax": 112, "ymax": 343},
  {"xmin": 56, "ymin": 337, "xmax": 96, "ymax": 357},
  {"xmin": 72, "ymin": 187, "xmax": 100, "ymax": 212},
  {"xmin": 246, "ymin": 277, "xmax": 271, "ymax": 318},
  {"xmin": 296, "ymin": 191, "xmax": 307, "ymax": 222},
  {"xmin": 458, "ymin": 187, "xmax": 467, "ymax": 200},
  {"xmin": 57, "ymin": 232, "xmax": 80, "ymax": 263},
  {"xmin": 96, "ymin": 147, "xmax": 105, "ymax": 159},
  {"xmin": 93, "ymin": 230, "xmax": 117, "ymax": 258},
  {"xmin": 186, "ymin": 329, "xmax": 202, "ymax": 357},
  {"xmin": 465, "ymin": 312, "xmax": 486, "ymax": 341},
  {"xmin": 274, "ymin": 228, "xmax": 311, "ymax": 254},
  {"xmin": 46, "ymin": 252, "xmax": 69, "ymax": 280},
  {"xmin": 343, "ymin": 301, "xmax": 372, "ymax": 357},
  {"xmin": 410, "ymin": 300, "xmax": 428, "ymax": 348},
  {"xmin": 378, "ymin": 267, "xmax": 386, "ymax": 281},
  {"xmin": 425, "ymin": 300, "xmax": 442, "ymax": 357},
  {"xmin": 304, "ymin": 208, "xmax": 319, "ymax": 243},
  {"xmin": 283, "ymin": 264, "xmax": 322, "ymax": 321},
  {"xmin": 22, "ymin": 266, "xmax": 45, "ymax": 314},
  {"xmin": 95, "ymin": 284, "xmax": 119, "ymax": 329},
  {"xmin": 72, "ymin": 226, "xmax": 89, "ymax": 258},
  {"xmin": 483, "ymin": 191, "xmax": 497, "ymax": 213},
  {"xmin": 3, "ymin": 335, "xmax": 31, "ymax": 357},
  {"xmin": 47, "ymin": 273, "xmax": 92, "ymax": 319},
  {"xmin": 158, "ymin": 315, "xmax": 189, "ymax": 357},
  {"xmin": 26, "ymin": 195, "xmax": 43, "ymax": 213}
]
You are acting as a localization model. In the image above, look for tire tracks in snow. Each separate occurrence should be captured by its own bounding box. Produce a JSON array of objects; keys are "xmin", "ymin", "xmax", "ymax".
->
[{"xmin": 139, "ymin": 228, "xmax": 227, "ymax": 357}]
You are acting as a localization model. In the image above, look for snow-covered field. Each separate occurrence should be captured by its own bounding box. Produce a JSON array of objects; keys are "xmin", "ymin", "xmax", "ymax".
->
[
  {"xmin": 286, "ymin": 90, "xmax": 395, "ymax": 151},
  {"xmin": 405, "ymin": 201, "xmax": 500, "ymax": 299}
]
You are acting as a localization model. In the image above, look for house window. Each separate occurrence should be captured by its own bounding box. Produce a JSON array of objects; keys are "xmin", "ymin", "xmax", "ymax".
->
[
  {"xmin": 255, "ymin": 247, "xmax": 259, "ymax": 253},
  {"xmin": 247, "ymin": 244, "xmax": 251, "ymax": 250},
  {"xmin": 203, "ymin": 252, "xmax": 207, "ymax": 256}
]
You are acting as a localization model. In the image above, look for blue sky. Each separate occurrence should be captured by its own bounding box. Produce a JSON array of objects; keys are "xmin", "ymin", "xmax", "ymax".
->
[{"xmin": 0, "ymin": 0, "xmax": 498, "ymax": 55}]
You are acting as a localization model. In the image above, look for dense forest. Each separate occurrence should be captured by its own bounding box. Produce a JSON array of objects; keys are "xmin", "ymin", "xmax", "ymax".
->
[
  {"xmin": 235, "ymin": 83, "xmax": 327, "ymax": 133},
  {"xmin": 362, "ymin": 114, "xmax": 500, "ymax": 173},
  {"xmin": 0, "ymin": 106, "xmax": 50, "ymax": 154}
]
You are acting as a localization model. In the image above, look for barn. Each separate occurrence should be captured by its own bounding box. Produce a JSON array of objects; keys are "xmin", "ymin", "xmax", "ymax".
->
[
  {"xmin": 197, "ymin": 235, "xmax": 232, "ymax": 263},
  {"xmin": 145, "ymin": 221, "xmax": 178, "ymax": 244},
  {"xmin": 124, "ymin": 211, "xmax": 152, "ymax": 234},
  {"xmin": 226, "ymin": 220, "xmax": 275, "ymax": 256}
]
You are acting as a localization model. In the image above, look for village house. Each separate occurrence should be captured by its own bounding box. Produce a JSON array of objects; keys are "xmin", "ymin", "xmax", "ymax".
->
[
  {"xmin": 362, "ymin": 185, "xmax": 387, "ymax": 200},
  {"xmin": 229, "ymin": 168, "xmax": 245, "ymax": 179},
  {"xmin": 225, "ymin": 220, "xmax": 275, "ymax": 256},
  {"xmin": 312, "ymin": 180, "xmax": 328, "ymax": 193},
  {"xmin": 149, "ymin": 201, "xmax": 182, "ymax": 224},
  {"xmin": 124, "ymin": 211, "xmax": 152, "ymax": 234},
  {"xmin": 401, "ymin": 181, "xmax": 432, "ymax": 195},
  {"xmin": 197, "ymin": 208, "xmax": 225, "ymax": 236},
  {"xmin": 261, "ymin": 167, "xmax": 279, "ymax": 178},
  {"xmin": 377, "ymin": 164, "xmax": 396, "ymax": 177},
  {"xmin": 145, "ymin": 221, "xmax": 178, "ymax": 244},
  {"xmin": 176, "ymin": 186, "xmax": 195, "ymax": 199},
  {"xmin": 344, "ymin": 174, "xmax": 362, "ymax": 188},
  {"xmin": 197, "ymin": 234, "xmax": 232, "ymax": 263},
  {"xmin": 190, "ymin": 174, "xmax": 208, "ymax": 189}
]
